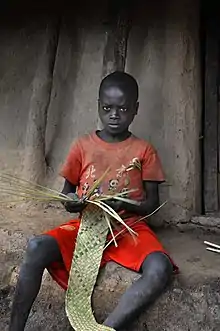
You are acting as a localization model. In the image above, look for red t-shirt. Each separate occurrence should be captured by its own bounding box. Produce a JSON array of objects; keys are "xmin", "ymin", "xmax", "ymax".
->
[{"xmin": 60, "ymin": 132, "xmax": 165, "ymax": 204}]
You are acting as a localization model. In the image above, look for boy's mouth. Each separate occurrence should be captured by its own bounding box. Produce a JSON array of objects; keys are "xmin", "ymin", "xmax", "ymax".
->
[{"xmin": 108, "ymin": 123, "xmax": 120, "ymax": 128}]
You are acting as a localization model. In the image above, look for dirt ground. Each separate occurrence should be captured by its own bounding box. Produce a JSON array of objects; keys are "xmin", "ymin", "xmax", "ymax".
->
[{"xmin": 1, "ymin": 204, "xmax": 220, "ymax": 330}]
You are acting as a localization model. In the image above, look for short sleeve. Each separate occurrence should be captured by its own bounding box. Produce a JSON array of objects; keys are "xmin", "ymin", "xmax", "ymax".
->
[
  {"xmin": 60, "ymin": 141, "xmax": 82, "ymax": 185},
  {"xmin": 142, "ymin": 146, "xmax": 165, "ymax": 182}
]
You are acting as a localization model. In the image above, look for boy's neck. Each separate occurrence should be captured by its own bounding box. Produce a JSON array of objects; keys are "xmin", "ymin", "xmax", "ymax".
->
[{"xmin": 96, "ymin": 130, "xmax": 131, "ymax": 143}]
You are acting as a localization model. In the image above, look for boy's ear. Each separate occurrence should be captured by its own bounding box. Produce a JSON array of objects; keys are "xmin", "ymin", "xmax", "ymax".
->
[{"xmin": 135, "ymin": 102, "xmax": 139, "ymax": 115}]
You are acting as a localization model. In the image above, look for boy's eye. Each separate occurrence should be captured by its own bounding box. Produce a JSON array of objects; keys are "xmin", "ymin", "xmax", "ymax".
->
[
  {"xmin": 102, "ymin": 106, "xmax": 127, "ymax": 112},
  {"xmin": 103, "ymin": 106, "xmax": 111, "ymax": 112},
  {"xmin": 119, "ymin": 107, "xmax": 127, "ymax": 113}
]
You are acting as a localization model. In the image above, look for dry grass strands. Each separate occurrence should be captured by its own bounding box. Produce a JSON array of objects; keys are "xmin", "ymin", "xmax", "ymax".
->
[
  {"xmin": 0, "ymin": 172, "xmax": 71, "ymax": 203},
  {"xmin": 0, "ymin": 171, "xmax": 141, "ymax": 246},
  {"xmin": 204, "ymin": 241, "xmax": 220, "ymax": 254},
  {"xmin": 104, "ymin": 201, "xmax": 168, "ymax": 250}
]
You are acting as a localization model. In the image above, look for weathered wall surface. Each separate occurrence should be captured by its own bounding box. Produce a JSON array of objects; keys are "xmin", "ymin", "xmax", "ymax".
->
[
  {"xmin": 0, "ymin": 0, "xmax": 201, "ymax": 225},
  {"xmin": 127, "ymin": 0, "xmax": 201, "ymax": 225}
]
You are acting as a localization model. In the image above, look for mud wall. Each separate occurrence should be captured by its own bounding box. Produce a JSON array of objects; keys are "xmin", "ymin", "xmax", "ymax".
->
[{"xmin": 0, "ymin": 0, "xmax": 201, "ymax": 225}]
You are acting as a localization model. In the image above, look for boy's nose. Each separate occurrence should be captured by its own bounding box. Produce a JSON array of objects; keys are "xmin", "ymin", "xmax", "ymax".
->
[{"xmin": 110, "ymin": 108, "xmax": 119, "ymax": 119}]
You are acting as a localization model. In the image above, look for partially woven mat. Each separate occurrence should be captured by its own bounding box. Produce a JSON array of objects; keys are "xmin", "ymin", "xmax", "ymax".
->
[{"xmin": 65, "ymin": 204, "xmax": 116, "ymax": 331}]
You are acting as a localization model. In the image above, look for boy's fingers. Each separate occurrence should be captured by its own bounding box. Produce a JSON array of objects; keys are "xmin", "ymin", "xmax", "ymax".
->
[
  {"xmin": 105, "ymin": 200, "xmax": 115, "ymax": 207},
  {"xmin": 67, "ymin": 193, "xmax": 80, "ymax": 202},
  {"xmin": 105, "ymin": 200, "xmax": 122, "ymax": 211}
]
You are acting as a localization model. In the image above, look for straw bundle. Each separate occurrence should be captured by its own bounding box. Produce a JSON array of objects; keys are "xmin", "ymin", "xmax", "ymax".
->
[{"xmin": 0, "ymin": 170, "xmax": 141, "ymax": 245}]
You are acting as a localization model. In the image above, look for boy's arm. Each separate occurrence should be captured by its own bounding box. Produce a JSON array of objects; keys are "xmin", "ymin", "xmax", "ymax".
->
[
  {"xmin": 61, "ymin": 179, "xmax": 85, "ymax": 213},
  {"xmin": 60, "ymin": 139, "xmax": 83, "ymax": 213},
  {"xmin": 107, "ymin": 181, "xmax": 160, "ymax": 216},
  {"xmin": 122, "ymin": 181, "xmax": 160, "ymax": 216},
  {"xmin": 61, "ymin": 179, "xmax": 77, "ymax": 195}
]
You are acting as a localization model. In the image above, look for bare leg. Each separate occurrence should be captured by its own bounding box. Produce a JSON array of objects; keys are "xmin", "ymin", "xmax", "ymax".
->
[
  {"xmin": 103, "ymin": 252, "xmax": 173, "ymax": 330},
  {"xmin": 9, "ymin": 235, "xmax": 62, "ymax": 331}
]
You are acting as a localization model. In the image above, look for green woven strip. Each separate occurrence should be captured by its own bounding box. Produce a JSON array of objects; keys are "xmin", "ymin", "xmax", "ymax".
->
[{"xmin": 65, "ymin": 205, "xmax": 115, "ymax": 331}]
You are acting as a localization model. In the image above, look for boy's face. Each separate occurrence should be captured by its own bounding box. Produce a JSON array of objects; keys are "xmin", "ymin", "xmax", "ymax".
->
[{"xmin": 98, "ymin": 86, "xmax": 139, "ymax": 136}]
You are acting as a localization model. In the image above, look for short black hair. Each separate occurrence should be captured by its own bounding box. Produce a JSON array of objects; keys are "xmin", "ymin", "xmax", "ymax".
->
[{"xmin": 99, "ymin": 71, "xmax": 139, "ymax": 102}]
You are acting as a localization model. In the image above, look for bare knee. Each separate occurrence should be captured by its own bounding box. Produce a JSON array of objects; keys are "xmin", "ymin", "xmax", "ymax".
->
[
  {"xmin": 25, "ymin": 236, "xmax": 48, "ymax": 266},
  {"xmin": 24, "ymin": 235, "xmax": 61, "ymax": 268},
  {"xmin": 141, "ymin": 252, "xmax": 173, "ymax": 284},
  {"xmin": 27, "ymin": 236, "xmax": 42, "ymax": 252}
]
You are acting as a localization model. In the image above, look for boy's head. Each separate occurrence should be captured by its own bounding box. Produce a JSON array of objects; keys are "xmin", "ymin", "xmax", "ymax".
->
[{"xmin": 98, "ymin": 71, "xmax": 139, "ymax": 136}]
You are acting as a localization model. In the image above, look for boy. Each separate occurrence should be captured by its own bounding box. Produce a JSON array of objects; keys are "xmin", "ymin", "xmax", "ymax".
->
[{"xmin": 9, "ymin": 71, "xmax": 176, "ymax": 331}]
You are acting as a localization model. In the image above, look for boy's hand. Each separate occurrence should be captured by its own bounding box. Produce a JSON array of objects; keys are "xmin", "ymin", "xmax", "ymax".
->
[
  {"xmin": 64, "ymin": 193, "xmax": 86, "ymax": 213},
  {"xmin": 105, "ymin": 199, "xmax": 124, "ymax": 213}
]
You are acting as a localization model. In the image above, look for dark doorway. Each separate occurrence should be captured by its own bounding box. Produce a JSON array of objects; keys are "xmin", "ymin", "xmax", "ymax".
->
[{"xmin": 203, "ymin": 0, "xmax": 220, "ymax": 214}]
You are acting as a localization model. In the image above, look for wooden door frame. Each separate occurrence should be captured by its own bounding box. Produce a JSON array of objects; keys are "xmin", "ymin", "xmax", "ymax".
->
[{"xmin": 203, "ymin": 2, "xmax": 219, "ymax": 213}]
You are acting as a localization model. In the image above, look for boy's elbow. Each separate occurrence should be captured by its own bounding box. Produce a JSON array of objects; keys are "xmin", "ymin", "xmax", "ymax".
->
[
  {"xmin": 144, "ymin": 197, "xmax": 160, "ymax": 215},
  {"xmin": 153, "ymin": 197, "xmax": 160, "ymax": 210},
  {"xmin": 151, "ymin": 196, "xmax": 160, "ymax": 214}
]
